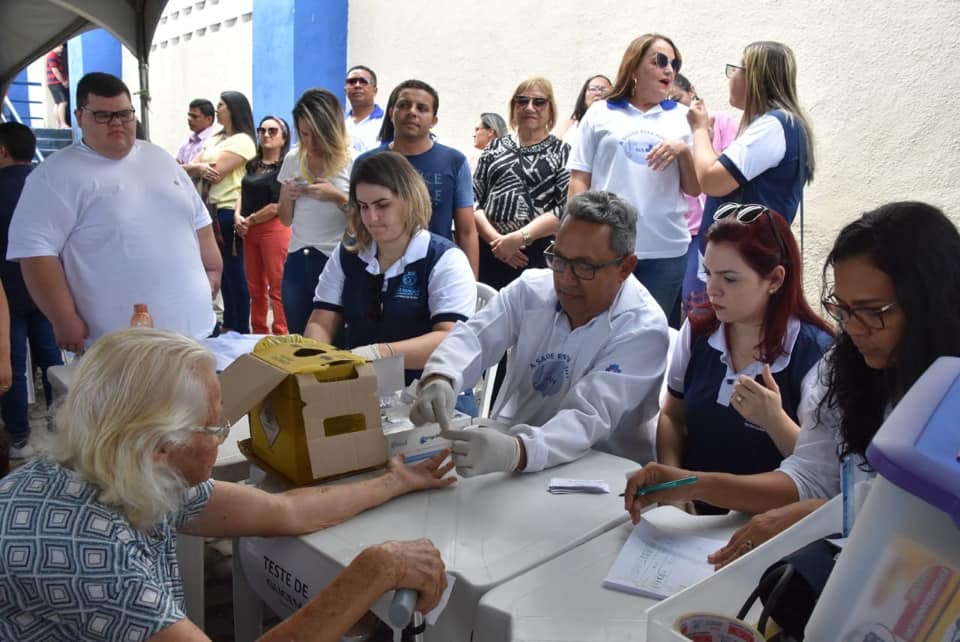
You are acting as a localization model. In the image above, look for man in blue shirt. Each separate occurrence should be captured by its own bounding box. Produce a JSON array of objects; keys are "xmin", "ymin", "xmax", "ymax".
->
[
  {"xmin": 357, "ymin": 79, "xmax": 479, "ymax": 276},
  {"xmin": 0, "ymin": 123, "xmax": 63, "ymax": 463}
]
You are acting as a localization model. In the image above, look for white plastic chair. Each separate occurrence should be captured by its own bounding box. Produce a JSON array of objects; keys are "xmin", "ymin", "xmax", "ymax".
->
[{"xmin": 474, "ymin": 282, "xmax": 499, "ymax": 418}]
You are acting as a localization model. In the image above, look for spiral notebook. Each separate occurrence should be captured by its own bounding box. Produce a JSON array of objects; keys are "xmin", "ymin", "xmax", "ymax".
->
[{"xmin": 603, "ymin": 520, "xmax": 725, "ymax": 600}]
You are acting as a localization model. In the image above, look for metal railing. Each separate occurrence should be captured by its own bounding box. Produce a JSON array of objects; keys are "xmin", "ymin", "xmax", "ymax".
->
[{"xmin": 1, "ymin": 96, "xmax": 45, "ymax": 163}]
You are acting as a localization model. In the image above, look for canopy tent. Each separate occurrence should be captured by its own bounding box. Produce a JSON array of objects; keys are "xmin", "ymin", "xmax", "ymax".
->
[{"xmin": 0, "ymin": 0, "xmax": 168, "ymax": 133}]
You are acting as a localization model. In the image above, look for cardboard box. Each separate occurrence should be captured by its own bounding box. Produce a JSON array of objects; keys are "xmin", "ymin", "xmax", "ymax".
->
[{"xmin": 220, "ymin": 337, "xmax": 387, "ymax": 485}]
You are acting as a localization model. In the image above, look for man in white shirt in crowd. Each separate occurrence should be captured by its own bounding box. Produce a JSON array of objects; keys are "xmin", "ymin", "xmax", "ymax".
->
[
  {"xmin": 7, "ymin": 72, "xmax": 222, "ymax": 354},
  {"xmin": 344, "ymin": 65, "xmax": 384, "ymax": 152},
  {"xmin": 411, "ymin": 190, "xmax": 669, "ymax": 476},
  {"xmin": 175, "ymin": 98, "xmax": 216, "ymax": 165}
]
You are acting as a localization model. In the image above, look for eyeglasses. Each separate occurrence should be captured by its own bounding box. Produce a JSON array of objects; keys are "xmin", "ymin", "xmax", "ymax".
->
[
  {"xmin": 543, "ymin": 243, "xmax": 626, "ymax": 280},
  {"xmin": 586, "ymin": 85, "xmax": 609, "ymax": 94},
  {"xmin": 81, "ymin": 106, "xmax": 136, "ymax": 124},
  {"xmin": 346, "ymin": 77, "xmax": 371, "ymax": 86},
  {"xmin": 257, "ymin": 126, "xmax": 280, "ymax": 136},
  {"xmin": 514, "ymin": 95, "xmax": 549, "ymax": 108},
  {"xmin": 821, "ymin": 295, "xmax": 897, "ymax": 331},
  {"xmin": 367, "ymin": 273, "xmax": 385, "ymax": 322},
  {"xmin": 197, "ymin": 418, "xmax": 232, "ymax": 443},
  {"xmin": 652, "ymin": 52, "xmax": 681, "ymax": 74},
  {"xmin": 713, "ymin": 203, "xmax": 790, "ymax": 265},
  {"xmin": 725, "ymin": 63, "xmax": 746, "ymax": 79}
]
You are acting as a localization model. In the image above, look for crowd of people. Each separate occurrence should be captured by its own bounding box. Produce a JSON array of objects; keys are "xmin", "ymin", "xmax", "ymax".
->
[{"xmin": 0, "ymin": 29, "xmax": 958, "ymax": 642}]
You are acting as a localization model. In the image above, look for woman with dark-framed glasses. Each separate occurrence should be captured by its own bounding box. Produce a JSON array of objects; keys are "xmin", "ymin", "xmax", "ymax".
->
[
  {"xmin": 624, "ymin": 201, "xmax": 960, "ymax": 566},
  {"xmin": 554, "ymin": 73, "xmax": 612, "ymax": 146},
  {"xmin": 653, "ymin": 203, "xmax": 832, "ymax": 514},
  {"xmin": 688, "ymin": 41, "xmax": 815, "ymax": 275},
  {"xmin": 568, "ymin": 33, "xmax": 700, "ymax": 318},
  {"xmin": 304, "ymin": 152, "xmax": 475, "ymax": 404}
]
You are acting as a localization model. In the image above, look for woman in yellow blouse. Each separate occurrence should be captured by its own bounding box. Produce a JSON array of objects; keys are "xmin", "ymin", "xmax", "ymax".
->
[{"xmin": 184, "ymin": 91, "xmax": 256, "ymax": 333}]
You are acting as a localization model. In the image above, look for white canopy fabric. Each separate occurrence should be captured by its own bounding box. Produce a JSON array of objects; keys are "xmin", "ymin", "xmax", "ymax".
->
[{"xmin": 0, "ymin": 0, "xmax": 168, "ymax": 131}]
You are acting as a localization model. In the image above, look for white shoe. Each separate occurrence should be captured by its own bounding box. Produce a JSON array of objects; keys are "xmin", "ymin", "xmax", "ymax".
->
[{"xmin": 9, "ymin": 442, "xmax": 34, "ymax": 461}]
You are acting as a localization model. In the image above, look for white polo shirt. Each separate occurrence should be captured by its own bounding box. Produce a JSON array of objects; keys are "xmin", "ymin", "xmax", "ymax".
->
[{"xmin": 569, "ymin": 99, "xmax": 692, "ymax": 259}]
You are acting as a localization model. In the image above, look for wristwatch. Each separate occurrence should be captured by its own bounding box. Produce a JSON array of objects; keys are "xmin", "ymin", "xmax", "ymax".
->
[{"xmin": 520, "ymin": 227, "xmax": 532, "ymax": 246}]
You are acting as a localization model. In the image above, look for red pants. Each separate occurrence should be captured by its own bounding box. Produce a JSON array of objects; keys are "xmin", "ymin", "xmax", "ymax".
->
[{"xmin": 243, "ymin": 218, "xmax": 292, "ymax": 334}]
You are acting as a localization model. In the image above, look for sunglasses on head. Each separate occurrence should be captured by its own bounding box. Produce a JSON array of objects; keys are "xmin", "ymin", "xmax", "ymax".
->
[
  {"xmin": 652, "ymin": 52, "xmax": 681, "ymax": 74},
  {"xmin": 713, "ymin": 203, "xmax": 790, "ymax": 265},
  {"xmin": 346, "ymin": 77, "xmax": 371, "ymax": 86},
  {"xmin": 514, "ymin": 95, "xmax": 548, "ymax": 108},
  {"xmin": 257, "ymin": 126, "xmax": 280, "ymax": 136}
]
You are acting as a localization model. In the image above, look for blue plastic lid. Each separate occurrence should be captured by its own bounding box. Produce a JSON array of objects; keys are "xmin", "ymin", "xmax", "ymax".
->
[{"xmin": 866, "ymin": 357, "xmax": 960, "ymax": 528}]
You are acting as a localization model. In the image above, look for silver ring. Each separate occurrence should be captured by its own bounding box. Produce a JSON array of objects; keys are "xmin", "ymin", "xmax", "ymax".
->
[
  {"xmin": 736, "ymin": 394, "xmax": 744, "ymax": 403},
  {"xmin": 744, "ymin": 539, "xmax": 754, "ymax": 550}
]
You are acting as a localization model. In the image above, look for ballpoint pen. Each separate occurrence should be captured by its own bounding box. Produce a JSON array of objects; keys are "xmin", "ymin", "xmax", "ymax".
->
[{"xmin": 618, "ymin": 475, "xmax": 698, "ymax": 498}]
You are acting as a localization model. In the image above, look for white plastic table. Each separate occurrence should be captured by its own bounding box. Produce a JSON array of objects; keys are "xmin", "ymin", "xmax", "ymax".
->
[
  {"xmin": 232, "ymin": 450, "xmax": 640, "ymax": 641},
  {"xmin": 472, "ymin": 506, "xmax": 748, "ymax": 642}
]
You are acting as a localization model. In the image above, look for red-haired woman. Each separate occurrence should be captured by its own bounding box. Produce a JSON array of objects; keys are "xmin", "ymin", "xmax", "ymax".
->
[{"xmin": 656, "ymin": 203, "xmax": 833, "ymax": 514}]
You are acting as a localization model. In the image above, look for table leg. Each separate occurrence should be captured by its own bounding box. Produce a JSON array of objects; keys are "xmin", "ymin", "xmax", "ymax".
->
[{"xmin": 233, "ymin": 536, "xmax": 265, "ymax": 642}]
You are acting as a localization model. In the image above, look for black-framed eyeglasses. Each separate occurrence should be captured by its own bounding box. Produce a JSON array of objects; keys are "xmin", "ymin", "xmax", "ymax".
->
[
  {"xmin": 543, "ymin": 243, "xmax": 627, "ymax": 280},
  {"xmin": 81, "ymin": 106, "xmax": 136, "ymax": 124},
  {"xmin": 346, "ymin": 77, "xmax": 371, "ymax": 86},
  {"xmin": 366, "ymin": 273, "xmax": 385, "ymax": 322},
  {"xmin": 725, "ymin": 63, "xmax": 746, "ymax": 79},
  {"xmin": 514, "ymin": 95, "xmax": 548, "ymax": 108},
  {"xmin": 257, "ymin": 126, "xmax": 280, "ymax": 136},
  {"xmin": 821, "ymin": 295, "xmax": 898, "ymax": 331},
  {"xmin": 652, "ymin": 52, "xmax": 681, "ymax": 74},
  {"xmin": 197, "ymin": 418, "xmax": 232, "ymax": 443},
  {"xmin": 714, "ymin": 202, "xmax": 791, "ymax": 266}
]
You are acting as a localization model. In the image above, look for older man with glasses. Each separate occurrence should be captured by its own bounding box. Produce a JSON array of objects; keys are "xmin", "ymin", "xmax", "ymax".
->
[
  {"xmin": 344, "ymin": 65, "xmax": 384, "ymax": 152},
  {"xmin": 7, "ymin": 72, "xmax": 222, "ymax": 356},
  {"xmin": 410, "ymin": 190, "xmax": 670, "ymax": 476}
]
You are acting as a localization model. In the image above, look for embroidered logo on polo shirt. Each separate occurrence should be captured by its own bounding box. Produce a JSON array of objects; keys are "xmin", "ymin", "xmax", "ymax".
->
[
  {"xmin": 395, "ymin": 271, "xmax": 420, "ymax": 300},
  {"xmin": 605, "ymin": 363, "xmax": 622, "ymax": 373}
]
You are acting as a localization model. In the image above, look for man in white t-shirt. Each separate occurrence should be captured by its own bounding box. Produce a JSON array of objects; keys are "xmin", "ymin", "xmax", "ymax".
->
[
  {"xmin": 7, "ymin": 72, "xmax": 222, "ymax": 353},
  {"xmin": 344, "ymin": 65, "xmax": 384, "ymax": 153}
]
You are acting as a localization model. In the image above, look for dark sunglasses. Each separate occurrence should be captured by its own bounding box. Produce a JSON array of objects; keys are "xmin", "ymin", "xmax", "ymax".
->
[
  {"xmin": 346, "ymin": 77, "xmax": 371, "ymax": 86},
  {"xmin": 514, "ymin": 95, "xmax": 549, "ymax": 108},
  {"xmin": 257, "ymin": 126, "xmax": 280, "ymax": 136},
  {"xmin": 652, "ymin": 52, "xmax": 681, "ymax": 74},
  {"xmin": 713, "ymin": 203, "xmax": 790, "ymax": 265},
  {"xmin": 366, "ymin": 273, "xmax": 385, "ymax": 322}
]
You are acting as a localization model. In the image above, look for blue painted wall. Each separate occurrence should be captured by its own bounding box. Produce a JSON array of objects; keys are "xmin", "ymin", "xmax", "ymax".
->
[
  {"xmin": 252, "ymin": 0, "xmax": 348, "ymax": 139},
  {"xmin": 67, "ymin": 29, "xmax": 122, "ymax": 131}
]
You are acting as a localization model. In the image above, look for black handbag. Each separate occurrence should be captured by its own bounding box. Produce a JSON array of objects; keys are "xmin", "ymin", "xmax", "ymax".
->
[{"xmin": 737, "ymin": 536, "xmax": 841, "ymax": 640}]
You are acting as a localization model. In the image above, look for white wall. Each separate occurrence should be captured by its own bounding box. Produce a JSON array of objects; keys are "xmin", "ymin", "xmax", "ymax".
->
[
  {"xmin": 347, "ymin": 0, "xmax": 960, "ymax": 288},
  {"xmin": 123, "ymin": 0, "xmax": 253, "ymax": 155}
]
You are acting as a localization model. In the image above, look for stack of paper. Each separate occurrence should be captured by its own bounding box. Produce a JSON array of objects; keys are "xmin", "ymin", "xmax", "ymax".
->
[
  {"xmin": 548, "ymin": 478, "xmax": 611, "ymax": 494},
  {"xmin": 603, "ymin": 521, "xmax": 725, "ymax": 600}
]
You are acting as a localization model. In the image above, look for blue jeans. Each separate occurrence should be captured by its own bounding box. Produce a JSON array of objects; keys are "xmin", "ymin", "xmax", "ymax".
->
[
  {"xmin": 1, "ymin": 310, "xmax": 63, "ymax": 443},
  {"xmin": 282, "ymin": 246, "xmax": 330, "ymax": 336},
  {"xmin": 218, "ymin": 208, "xmax": 250, "ymax": 333},
  {"xmin": 632, "ymin": 254, "xmax": 688, "ymax": 318}
]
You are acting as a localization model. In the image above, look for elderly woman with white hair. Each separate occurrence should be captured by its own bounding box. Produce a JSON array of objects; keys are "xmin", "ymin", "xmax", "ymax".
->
[{"xmin": 0, "ymin": 328, "xmax": 454, "ymax": 642}]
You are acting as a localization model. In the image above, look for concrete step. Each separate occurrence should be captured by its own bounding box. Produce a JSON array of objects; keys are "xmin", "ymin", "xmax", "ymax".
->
[{"xmin": 33, "ymin": 127, "xmax": 74, "ymax": 158}]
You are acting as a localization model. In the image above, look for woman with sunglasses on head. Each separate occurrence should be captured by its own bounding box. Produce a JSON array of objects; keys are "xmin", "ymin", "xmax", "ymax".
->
[
  {"xmin": 183, "ymin": 91, "xmax": 257, "ymax": 333},
  {"xmin": 474, "ymin": 77, "xmax": 571, "ymax": 291},
  {"xmin": 554, "ymin": 74, "xmax": 612, "ymax": 146},
  {"xmin": 568, "ymin": 34, "xmax": 699, "ymax": 317},
  {"xmin": 688, "ymin": 42, "xmax": 814, "ymax": 278},
  {"xmin": 278, "ymin": 89, "xmax": 356, "ymax": 336},
  {"xmin": 304, "ymin": 152, "xmax": 476, "ymax": 410},
  {"xmin": 656, "ymin": 203, "xmax": 832, "ymax": 514},
  {"xmin": 234, "ymin": 115, "xmax": 292, "ymax": 335},
  {"xmin": 625, "ymin": 201, "xmax": 960, "ymax": 566}
]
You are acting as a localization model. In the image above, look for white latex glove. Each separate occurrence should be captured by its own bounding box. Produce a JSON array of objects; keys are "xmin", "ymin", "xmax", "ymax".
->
[
  {"xmin": 409, "ymin": 378, "xmax": 457, "ymax": 428},
  {"xmin": 445, "ymin": 425, "xmax": 521, "ymax": 477},
  {"xmin": 351, "ymin": 344, "xmax": 381, "ymax": 361}
]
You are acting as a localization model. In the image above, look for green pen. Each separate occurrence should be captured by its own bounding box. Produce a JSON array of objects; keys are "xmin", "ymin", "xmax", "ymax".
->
[{"xmin": 618, "ymin": 475, "xmax": 698, "ymax": 498}]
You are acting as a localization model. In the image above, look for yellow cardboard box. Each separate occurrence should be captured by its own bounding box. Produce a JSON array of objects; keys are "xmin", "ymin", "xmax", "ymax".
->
[{"xmin": 220, "ymin": 337, "xmax": 387, "ymax": 485}]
